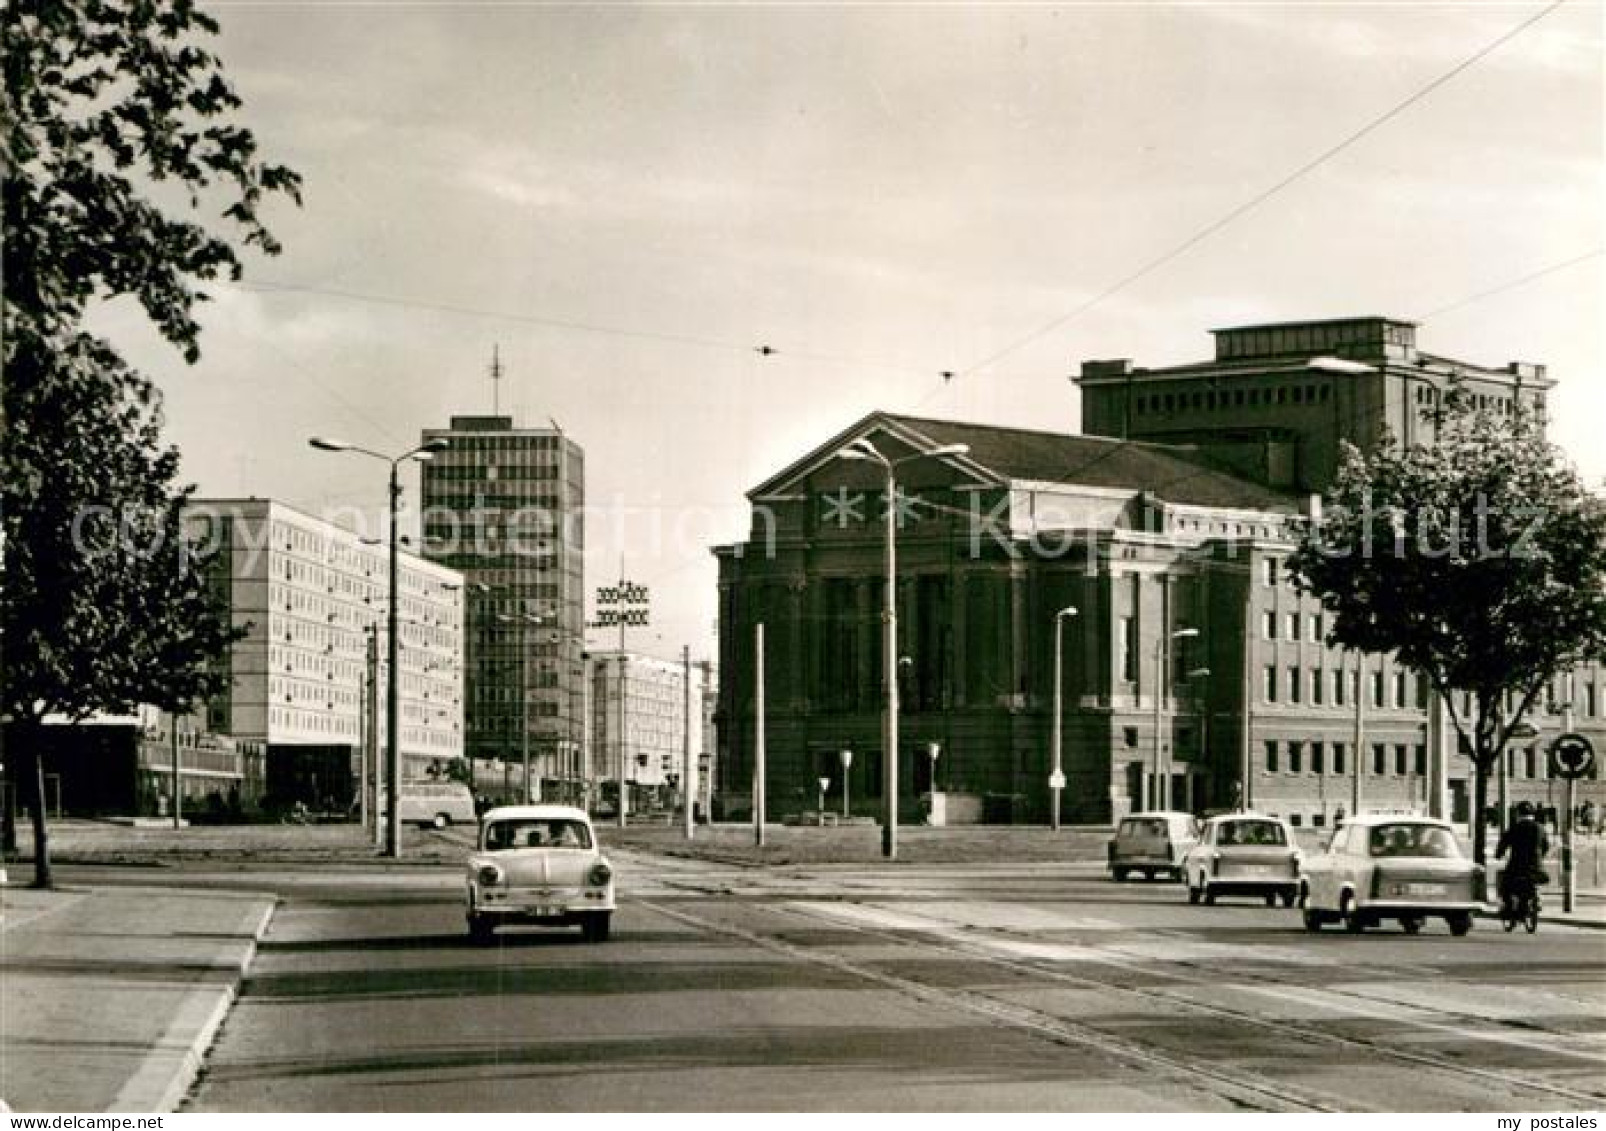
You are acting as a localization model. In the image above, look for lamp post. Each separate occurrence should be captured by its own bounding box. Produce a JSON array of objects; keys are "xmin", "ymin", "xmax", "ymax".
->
[
  {"xmin": 1152, "ymin": 627, "xmax": 1200, "ymax": 811},
  {"xmin": 310, "ymin": 435, "xmax": 448, "ymax": 858},
  {"xmin": 1050, "ymin": 606, "xmax": 1078, "ymax": 831},
  {"xmin": 840, "ymin": 748, "xmax": 853, "ymax": 818},
  {"xmin": 817, "ymin": 777, "xmax": 830, "ymax": 826},
  {"xmin": 1179, "ymin": 666, "xmax": 1211, "ymax": 812},
  {"xmin": 833, "ymin": 438, "xmax": 970, "ymax": 859},
  {"xmin": 496, "ymin": 611, "xmax": 540, "ymax": 803}
]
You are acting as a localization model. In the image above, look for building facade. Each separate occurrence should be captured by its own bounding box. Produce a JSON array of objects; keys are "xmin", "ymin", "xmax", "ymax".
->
[
  {"xmin": 419, "ymin": 416, "xmax": 587, "ymax": 801},
  {"xmin": 588, "ymin": 651, "xmax": 693, "ymax": 812},
  {"xmin": 185, "ymin": 498, "xmax": 465, "ymax": 807},
  {"xmin": 712, "ymin": 318, "xmax": 1601, "ymax": 828},
  {"xmin": 1076, "ymin": 316, "xmax": 1552, "ymax": 494}
]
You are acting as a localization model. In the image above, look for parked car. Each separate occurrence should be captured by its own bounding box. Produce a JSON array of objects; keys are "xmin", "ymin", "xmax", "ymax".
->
[
  {"xmin": 1301, "ymin": 814, "xmax": 1481, "ymax": 936},
  {"xmin": 1181, "ymin": 813, "xmax": 1300, "ymax": 907},
  {"xmin": 396, "ymin": 780, "xmax": 477, "ymax": 829},
  {"xmin": 1108, "ymin": 811, "xmax": 1200, "ymax": 882},
  {"xmin": 465, "ymin": 804, "xmax": 615, "ymax": 944}
]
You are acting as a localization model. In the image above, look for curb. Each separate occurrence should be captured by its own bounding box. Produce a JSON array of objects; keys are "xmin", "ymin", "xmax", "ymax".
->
[
  {"xmin": 1475, "ymin": 902, "xmax": 1606, "ymax": 932},
  {"xmin": 108, "ymin": 895, "xmax": 280, "ymax": 1113}
]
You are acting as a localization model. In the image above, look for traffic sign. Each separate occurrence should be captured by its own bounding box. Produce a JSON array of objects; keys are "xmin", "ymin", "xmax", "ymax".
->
[
  {"xmin": 1048, "ymin": 769, "xmax": 1066, "ymax": 790},
  {"xmin": 1550, "ymin": 732, "xmax": 1595, "ymax": 780}
]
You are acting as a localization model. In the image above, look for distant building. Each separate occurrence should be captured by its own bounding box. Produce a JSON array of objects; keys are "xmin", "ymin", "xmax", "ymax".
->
[
  {"xmin": 185, "ymin": 498, "xmax": 465, "ymax": 810},
  {"xmin": 32, "ymin": 707, "xmax": 264, "ymax": 820},
  {"xmin": 420, "ymin": 416, "xmax": 586, "ymax": 802},
  {"xmin": 588, "ymin": 651, "xmax": 690, "ymax": 811},
  {"xmin": 1076, "ymin": 316, "xmax": 1551, "ymax": 494}
]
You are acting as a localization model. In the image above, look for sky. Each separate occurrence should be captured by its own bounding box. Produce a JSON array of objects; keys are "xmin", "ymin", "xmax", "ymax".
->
[{"xmin": 104, "ymin": 1, "xmax": 1604, "ymax": 664}]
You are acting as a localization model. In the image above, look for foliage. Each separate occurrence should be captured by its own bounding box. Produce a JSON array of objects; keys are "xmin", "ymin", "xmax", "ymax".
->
[
  {"xmin": 1288, "ymin": 397, "xmax": 1606, "ymax": 860},
  {"xmin": 3, "ymin": 0, "xmax": 301, "ymax": 358},
  {"xmin": 2, "ymin": 0, "xmax": 301, "ymax": 883}
]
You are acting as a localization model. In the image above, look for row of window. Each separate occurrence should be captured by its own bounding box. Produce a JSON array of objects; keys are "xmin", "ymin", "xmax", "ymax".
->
[
  {"xmin": 1263, "ymin": 740, "xmax": 1422, "ymax": 776},
  {"xmin": 1135, "ymin": 382, "xmax": 1332, "ymax": 416},
  {"xmin": 1263, "ymin": 609, "xmax": 1325, "ymax": 643},
  {"xmin": 1263, "ymin": 665, "xmax": 1428, "ymax": 709},
  {"xmin": 1413, "ymin": 385, "xmax": 1543, "ymax": 419},
  {"xmin": 426, "ymin": 461, "xmax": 564, "ymax": 480},
  {"xmin": 432, "ymin": 435, "xmax": 568, "ymax": 453}
]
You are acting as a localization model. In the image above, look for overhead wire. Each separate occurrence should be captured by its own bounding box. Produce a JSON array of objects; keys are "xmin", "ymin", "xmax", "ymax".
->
[{"xmin": 946, "ymin": 0, "xmax": 1571, "ymax": 384}]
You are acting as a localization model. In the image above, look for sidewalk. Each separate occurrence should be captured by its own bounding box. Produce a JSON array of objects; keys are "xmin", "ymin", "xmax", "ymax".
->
[{"xmin": 0, "ymin": 882, "xmax": 277, "ymax": 1113}]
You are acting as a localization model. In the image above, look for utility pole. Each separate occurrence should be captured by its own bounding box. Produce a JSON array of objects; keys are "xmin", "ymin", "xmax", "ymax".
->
[
  {"xmin": 1351, "ymin": 651, "xmax": 1366, "ymax": 818},
  {"xmin": 682, "ymin": 644, "xmax": 693, "ymax": 841},
  {"xmin": 170, "ymin": 713, "xmax": 182, "ymax": 830},
  {"xmin": 593, "ymin": 569, "xmax": 649, "ymax": 828},
  {"xmin": 364, "ymin": 626, "xmax": 378, "ymax": 839},
  {"xmin": 755, "ymin": 622, "xmax": 766, "ymax": 847}
]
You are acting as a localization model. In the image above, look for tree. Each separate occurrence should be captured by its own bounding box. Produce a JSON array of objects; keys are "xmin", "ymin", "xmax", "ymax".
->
[
  {"xmin": 2, "ymin": 0, "xmax": 301, "ymax": 886},
  {"xmin": 1287, "ymin": 397, "xmax": 1606, "ymax": 866}
]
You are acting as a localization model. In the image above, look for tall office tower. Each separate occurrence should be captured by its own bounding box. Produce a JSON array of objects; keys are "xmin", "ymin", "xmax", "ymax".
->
[{"xmin": 420, "ymin": 416, "xmax": 586, "ymax": 802}]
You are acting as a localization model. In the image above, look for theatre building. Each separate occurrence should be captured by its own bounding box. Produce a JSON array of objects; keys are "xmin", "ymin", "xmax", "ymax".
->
[{"xmin": 712, "ymin": 318, "xmax": 1603, "ymax": 827}]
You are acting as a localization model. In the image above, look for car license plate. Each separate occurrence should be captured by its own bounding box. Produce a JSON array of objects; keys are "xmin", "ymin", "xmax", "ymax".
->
[
  {"xmin": 530, "ymin": 905, "xmax": 560, "ymax": 917},
  {"xmin": 1239, "ymin": 864, "xmax": 1274, "ymax": 875},
  {"xmin": 1405, "ymin": 883, "xmax": 1445, "ymax": 896}
]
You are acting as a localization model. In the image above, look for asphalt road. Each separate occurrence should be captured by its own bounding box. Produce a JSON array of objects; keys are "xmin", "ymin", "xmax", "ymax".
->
[{"xmin": 62, "ymin": 854, "xmax": 1606, "ymax": 1112}]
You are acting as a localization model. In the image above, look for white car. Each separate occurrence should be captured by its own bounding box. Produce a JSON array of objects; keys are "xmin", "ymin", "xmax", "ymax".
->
[
  {"xmin": 1301, "ymin": 814, "xmax": 1481, "ymax": 936},
  {"xmin": 1107, "ymin": 811, "xmax": 1200, "ymax": 882},
  {"xmin": 1181, "ymin": 813, "xmax": 1301, "ymax": 907},
  {"xmin": 465, "ymin": 805, "xmax": 616, "ymax": 943}
]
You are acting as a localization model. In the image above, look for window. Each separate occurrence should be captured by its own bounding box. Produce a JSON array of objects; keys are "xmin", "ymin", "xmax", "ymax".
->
[
  {"xmin": 1264, "ymin": 665, "xmax": 1278, "ymax": 703},
  {"xmin": 1310, "ymin": 613, "xmax": 1323, "ymax": 642},
  {"xmin": 1332, "ymin": 669, "xmax": 1346, "ymax": 706},
  {"xmin": 1312, "ymin": 669, "xmax": 1324, "ymax": 705},
  {"xmin": 1372, "ymin": 671, "xmax": 1385, "ymax": 708},
  {"xmin": 1524, "ymin": 745, "xmax": 1537, "ymax": 779},
  {"xmin": 1289, "ymin": 741, "xmax": 1303, "ymax": 774},
  {"xmin": 1265, "ymin": 740, "xmax": 1279, "ymax": 773},
  {"xmin": 1288, "ymin": 667, "xmax": 1302, "ymax": 704},
  {"xmin": 1263, "ymin": 558, "xmax": 1277, "ymax": 586},
  {"xmin": 1414, "ymin": 745, "xmax": 1427, "ymax": 776},
  {"xmin": 1123, "ymin": 726, "xmax": 1139, "ymax": 748},
  {"xmin": 1373, "ymin": 743, "xmax": 1387, "ymax": 775},
  {"xmin": 1333, "ymin": 742, "xmax": 1346, "ymax": 776},
  {"xmin": 1312, "ymin": 741, "xmax": 1325, "ymax": 774},
  {"xmin": 1120, "ymin": 617, "xmax": 1138, "ymax": 683},
  {"xmin": 1589, "ymin": 681, "xmax": 1598, "ymax": 717},
  {"xmin": 1395, "ymin": 744, "xmax": 1408, "ymax": 775},
  {"xmin": 1263, "ymin": 610, "xmax": 1278, "ymax": 640},
  {"xmin": 1393, "ymin": 671, "xmax": 1407, "ymax": 709}
]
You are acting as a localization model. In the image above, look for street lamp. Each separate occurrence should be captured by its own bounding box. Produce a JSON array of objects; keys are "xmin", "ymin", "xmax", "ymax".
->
[
  {"xmin": 840, "ymin": 748, "xmax": 853, "ymax": 818},
  {"xmin": 833, "ymin": 438, "xmax": 970, "ymax": 859},
  {"xmin": 817, "ymin": 777, "xmax": 830, "ymax": 827},
  {"xmin": 496, "ymin": 610, "xmax": 541, "ymax": 803},
  {"xmin": 1050, "ymin": 606, "xmax": 1078, "ymax": 831},
  {"xmin": 310, "ymin": 434, "xmax": 448, "ymax": 858},
  {"xmin": 1181, "ymin": 665, "xmax": 1210, "ymax": 812},
  {"xmin": 1152, "ymin": 627, "xmax": 1200, "ymax": 811}
]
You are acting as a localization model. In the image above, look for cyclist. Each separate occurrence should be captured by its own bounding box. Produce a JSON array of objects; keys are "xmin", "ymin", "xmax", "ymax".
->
[{"xmin": 1495, "ymin": 800, "xmax": 1550, "ymax": 917}]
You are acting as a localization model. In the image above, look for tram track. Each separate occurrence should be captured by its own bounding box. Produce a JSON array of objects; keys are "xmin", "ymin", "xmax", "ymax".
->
[{"xmin": 640, "ymin": 868, "xmax": 1605, "ymax": 1111}]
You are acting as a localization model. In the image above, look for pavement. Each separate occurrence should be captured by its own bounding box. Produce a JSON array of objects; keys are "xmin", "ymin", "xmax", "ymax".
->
[
  {"xmin": 0, "ymin": 880, "xmax": 277, "ymax": 1113},
  {"xmin": 0, "ymin": 821, "xmax": 1601, "ymax": 1112}
]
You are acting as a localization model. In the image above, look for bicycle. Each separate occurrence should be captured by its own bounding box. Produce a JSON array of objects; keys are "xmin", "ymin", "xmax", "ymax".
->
[{"xmin": 1499, "ymin": 876, "xmax": 1541, "ymax": 934}]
